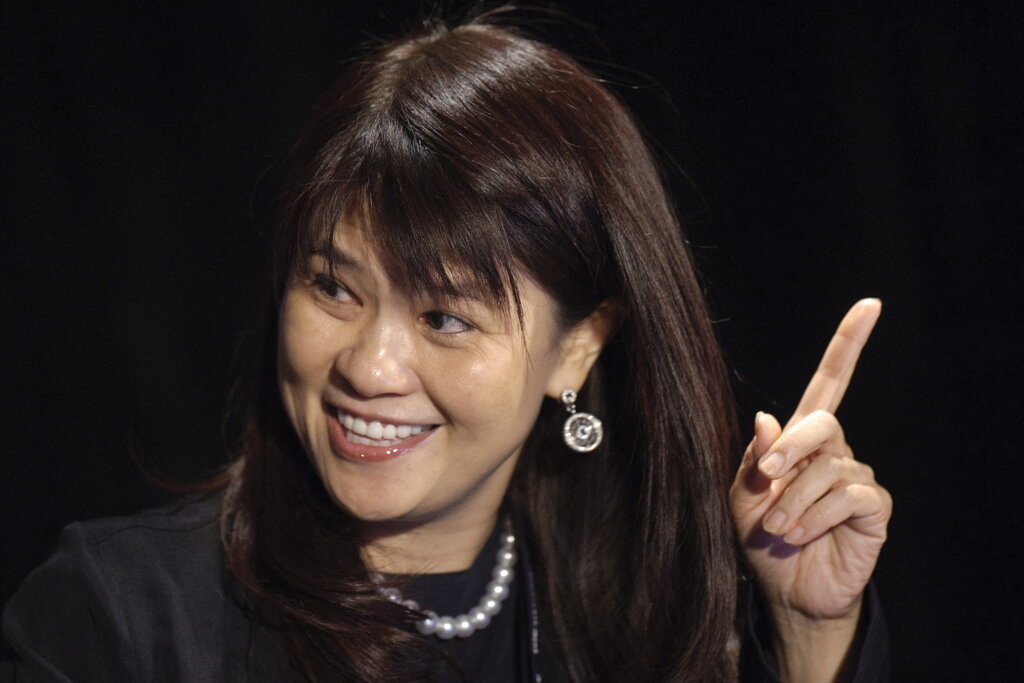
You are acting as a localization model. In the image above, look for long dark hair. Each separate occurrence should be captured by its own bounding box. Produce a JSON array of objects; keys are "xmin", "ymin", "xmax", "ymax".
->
[{"xmin": 220, "ymin": 11, "xmax": 739, "ymax": 682}]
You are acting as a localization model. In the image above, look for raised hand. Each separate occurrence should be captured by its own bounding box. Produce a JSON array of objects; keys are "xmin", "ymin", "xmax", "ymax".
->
[{"xmin": 729, "ymin": 299, "xmax": 892, "ymax": 676}]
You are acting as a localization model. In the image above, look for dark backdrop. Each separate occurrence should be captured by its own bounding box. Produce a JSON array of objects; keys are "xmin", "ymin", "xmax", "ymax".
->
[{"xmin": 3, "ymin": 2, "xmax": 1021, "ymax": 680}]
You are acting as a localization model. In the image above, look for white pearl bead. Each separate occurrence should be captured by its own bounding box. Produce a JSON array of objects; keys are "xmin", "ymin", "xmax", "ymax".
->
[
  {"xmin": 454, "ymin": 615, "xmax": 474, "ymax": 638},
  {"xmin": 496, "ymin": 549, "xmax": 516, "ymax": 567},
  {"xmin": 435, "ymin": 616, "xmax": 457, "ymax": 640},
  {"xmin": 401, "ymin": 599, "xmax": 420, "ymax": 611},
  {"xmin": 486, "ymin": 580, "xmax": 508, "ymax": 600},
  {"xmin": 503, "ymin": 533, "xmax": 516, "ymax": 546},
  {"xmin": 381, "ymin": 587, "xmax": 402, "ymax": 603},
  {"xmin": 481, "ymin": 596, "xmax": 501, "ymax": 616},
  {"xmin": 416, "ymin": 610, "xmax": 438, "ymax": 635},
  {"xmin": 469, "ymin": 606, "xmax": 491, "ymax": 629},
  {"xmin": 492, "ymin": 566, "xmax": 513, "ymax": 582}
]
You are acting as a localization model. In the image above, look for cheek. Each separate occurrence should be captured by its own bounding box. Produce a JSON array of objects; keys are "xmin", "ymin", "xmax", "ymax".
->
[
  {"xmin": 277, "ymin": 300, "xmax": 306, "ymax": 385},
  {"xmin": 277, "ymin": 295, "xmax": 335, "ymax": 407},
  {"xmin": 439, "ymin": 351, "xmax": 552, "ymax": 434}
]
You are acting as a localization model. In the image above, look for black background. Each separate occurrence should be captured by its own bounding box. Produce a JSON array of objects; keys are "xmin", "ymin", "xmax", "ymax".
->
[{"xmin": 3, "ymin": 2, "xmax": 1022, "ymax": 679}]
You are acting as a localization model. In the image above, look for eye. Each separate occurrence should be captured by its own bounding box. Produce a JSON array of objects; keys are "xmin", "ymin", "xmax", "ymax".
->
[
  {"xmin": 311, "ymin": 274, "xmax": 355, "ymax": 303},
  {"xmin": 421, "ymin": 310, "xmax": 473, "ymax": 334}
]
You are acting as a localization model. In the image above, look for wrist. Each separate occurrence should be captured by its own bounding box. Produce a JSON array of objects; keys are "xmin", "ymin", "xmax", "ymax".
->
[{"xmin": 769, "ymin": 597, "xmax": 864, "ymax": 683}]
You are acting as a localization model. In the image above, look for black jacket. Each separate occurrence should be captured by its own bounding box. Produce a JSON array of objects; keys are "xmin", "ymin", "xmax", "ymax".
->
[{"xmin": 2, "ymin": 497, "xmax": 888, "ymax": 681}]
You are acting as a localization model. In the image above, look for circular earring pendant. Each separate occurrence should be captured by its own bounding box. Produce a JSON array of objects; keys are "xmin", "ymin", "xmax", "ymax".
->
[
  {"xmin": 560, "ymin": 389, "xmax": 603, "ymax": 452},
  {"xmin": 563, "ymin": 412, "xmax": 603, "ymax": 452}
]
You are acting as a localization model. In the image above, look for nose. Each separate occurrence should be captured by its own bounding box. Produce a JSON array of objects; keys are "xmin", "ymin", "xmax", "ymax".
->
[{"xmin": 333, "ymin": 316, "xmax": 418, "ymax": 398}]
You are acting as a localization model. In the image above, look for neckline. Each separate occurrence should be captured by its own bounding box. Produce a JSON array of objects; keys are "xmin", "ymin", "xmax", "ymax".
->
[{"xmin": 394, "ymin": 521, "xmax": 505, "ymax": 616}]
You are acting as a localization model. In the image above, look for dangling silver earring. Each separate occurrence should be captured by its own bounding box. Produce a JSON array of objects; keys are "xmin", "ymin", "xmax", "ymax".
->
[{"xmin": 560, "ymin": 389, "xmax": 603, "ymax": 452}]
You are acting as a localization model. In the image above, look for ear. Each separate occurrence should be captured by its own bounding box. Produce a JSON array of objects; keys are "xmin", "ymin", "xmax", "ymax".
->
[{"xmin": 545, "ymin": 299, "xmax": 620, "ymax": 400}]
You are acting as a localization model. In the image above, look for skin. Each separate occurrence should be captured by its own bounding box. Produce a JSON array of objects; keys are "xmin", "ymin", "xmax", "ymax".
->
[
  {"xmin": 277, "ymin": 217, "xmax": 612, "ymax": 574},
  {"xmin": 730, "ymin": 299, "xmax": 892, "ymax": 682}
]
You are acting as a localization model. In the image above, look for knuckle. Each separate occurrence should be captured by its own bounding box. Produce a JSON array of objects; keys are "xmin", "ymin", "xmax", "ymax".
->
[
  {"xmin": 840, "ymin": 457, "xmax": 865, "ymax": 479},
  {"xmin": 847, "ymin": 482, "xmax": 885, "ymax": 512},
  {"xmin": 809, "ymin": 408, "xmax": 834, "ymax": 424},
  {"xmin": 843, "ymin": 459, "xmax": 875, "ymax": 484},
  {"xmin": 822, "ymin": 454, "xmax": 845, "ymax": 478},
  {"xmin": 845, "ymin": 482, "xmax": 871, "ymax": 502},
  {"xmin": 809, "ymin": 409, "xmax": 837, "ymax": 431},
  {"xmin": 880, "ymin": 486, "xmax": 894, "ymax": 515},
  {"xmin": 811, "ymin": 410, "xmax": 845, "ymax": 440}
]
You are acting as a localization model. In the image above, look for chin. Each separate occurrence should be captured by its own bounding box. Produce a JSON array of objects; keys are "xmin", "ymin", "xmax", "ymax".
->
[
  {"xmin": 338, "ymin": 499, "xmax": 416, "ymax": 523},
  {"xmin": 319, "ymin": 470, "xmax": 424, "ymax": 524}
]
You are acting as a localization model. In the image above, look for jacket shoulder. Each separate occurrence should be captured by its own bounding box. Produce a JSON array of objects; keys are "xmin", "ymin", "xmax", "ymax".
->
[
  {"xmin": 69, "ymin": 495, "xmax": 223, "ymax": 580},
  {"xmin": 2, "ymin": 495, "xmax": 270, "ymax": 682}
]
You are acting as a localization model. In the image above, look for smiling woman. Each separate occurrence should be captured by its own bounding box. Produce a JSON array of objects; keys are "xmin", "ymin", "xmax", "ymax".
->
[
  {"xmin": 276, "ymin": 214, "xmax": 604, "ymax": 554},
  {"xmin": 2, "ymin": 8, "xmax": 891, "ymax": 683}
]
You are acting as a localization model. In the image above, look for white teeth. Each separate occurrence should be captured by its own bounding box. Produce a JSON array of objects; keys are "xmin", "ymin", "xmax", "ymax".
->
[
  {"xmin": 336, "ymin": 409, "xmax": 432, "ymax": 444},
  {"xmin": 348, "ymin": 432, "xmax": 395, "ymax": 448}
]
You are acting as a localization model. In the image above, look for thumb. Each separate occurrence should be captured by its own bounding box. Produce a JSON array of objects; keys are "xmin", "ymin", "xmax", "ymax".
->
[
  {"xmin": 735, "ymin": 412, "xmax": 784, "ymax": 496},
  {"xmin": 755, "ymin": 411, "xmax": 783, "ymax": 456},
  {"xmin": 744, "ymin": 411, "xmax": 783, "ymax": 466}
]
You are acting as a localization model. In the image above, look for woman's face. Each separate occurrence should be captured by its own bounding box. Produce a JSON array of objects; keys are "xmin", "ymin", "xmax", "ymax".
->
[{"xmin": 277, "ymin": 217, "xmax": 592, "ymax": 533}]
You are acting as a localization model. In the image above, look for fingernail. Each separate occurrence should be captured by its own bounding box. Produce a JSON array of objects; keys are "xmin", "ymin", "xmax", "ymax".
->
[
  {"xmin": 759, "ymin": 452, "xmax": 785, "ymax": 476},
  {"xmin": 784, "ymin": 525, "xmax": 805, "ymax": 544},
  {"xmin": 764, "ymin": 510, "xmax": 788, "ymax": 534}
]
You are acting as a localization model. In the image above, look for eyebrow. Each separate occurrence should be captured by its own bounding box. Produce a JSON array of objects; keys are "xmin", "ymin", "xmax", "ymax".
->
[{"xmin": 310, "ymin": 245, "xmax": 366, "ymax": 273}]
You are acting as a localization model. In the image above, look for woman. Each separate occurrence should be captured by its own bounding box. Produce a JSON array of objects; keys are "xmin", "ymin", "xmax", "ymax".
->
[{"xmin": 2, "ymin": 11, "xmax": 891, "ymax": 682}]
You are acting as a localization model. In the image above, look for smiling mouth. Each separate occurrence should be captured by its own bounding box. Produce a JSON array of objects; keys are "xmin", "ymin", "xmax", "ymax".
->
[{"xmin": 337, "ymin": 408, "xmax": 436, "ymax": 447}]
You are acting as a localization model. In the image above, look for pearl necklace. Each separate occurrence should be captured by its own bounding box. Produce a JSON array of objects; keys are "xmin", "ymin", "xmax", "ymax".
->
[{"xmin": 371, "ymin": 526, "xmax": 517, "ymax": 640}]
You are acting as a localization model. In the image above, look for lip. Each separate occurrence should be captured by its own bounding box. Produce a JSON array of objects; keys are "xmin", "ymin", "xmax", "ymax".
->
[{"xmin": 327, "ymin": 411, "xmax": 436, "ymax": 463}]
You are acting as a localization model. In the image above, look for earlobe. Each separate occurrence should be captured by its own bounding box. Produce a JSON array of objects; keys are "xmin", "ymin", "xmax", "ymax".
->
[{"xmin": 544, "ymin": 299, "xmax": 620, "ymax": 399}]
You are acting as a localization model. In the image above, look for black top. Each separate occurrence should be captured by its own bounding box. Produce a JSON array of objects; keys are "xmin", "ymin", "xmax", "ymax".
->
[
  {"xmin": 1, "ymin": 496, "xmax": 888, "ymax": 681},
  {"xmin": 397, "ymin": 523, "xmax": 521, "ymax": 682}
]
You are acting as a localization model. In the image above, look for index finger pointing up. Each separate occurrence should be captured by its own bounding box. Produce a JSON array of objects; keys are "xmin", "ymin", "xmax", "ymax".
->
[{"xmin": 788, "ymin": 298, "xmax": 882, "ymax": 428}]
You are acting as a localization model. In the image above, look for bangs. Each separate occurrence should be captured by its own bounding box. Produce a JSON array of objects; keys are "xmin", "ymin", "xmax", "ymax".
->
[{"xmin": 294, "ymin": 130, "xmax": 526, "ymax": 321}]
